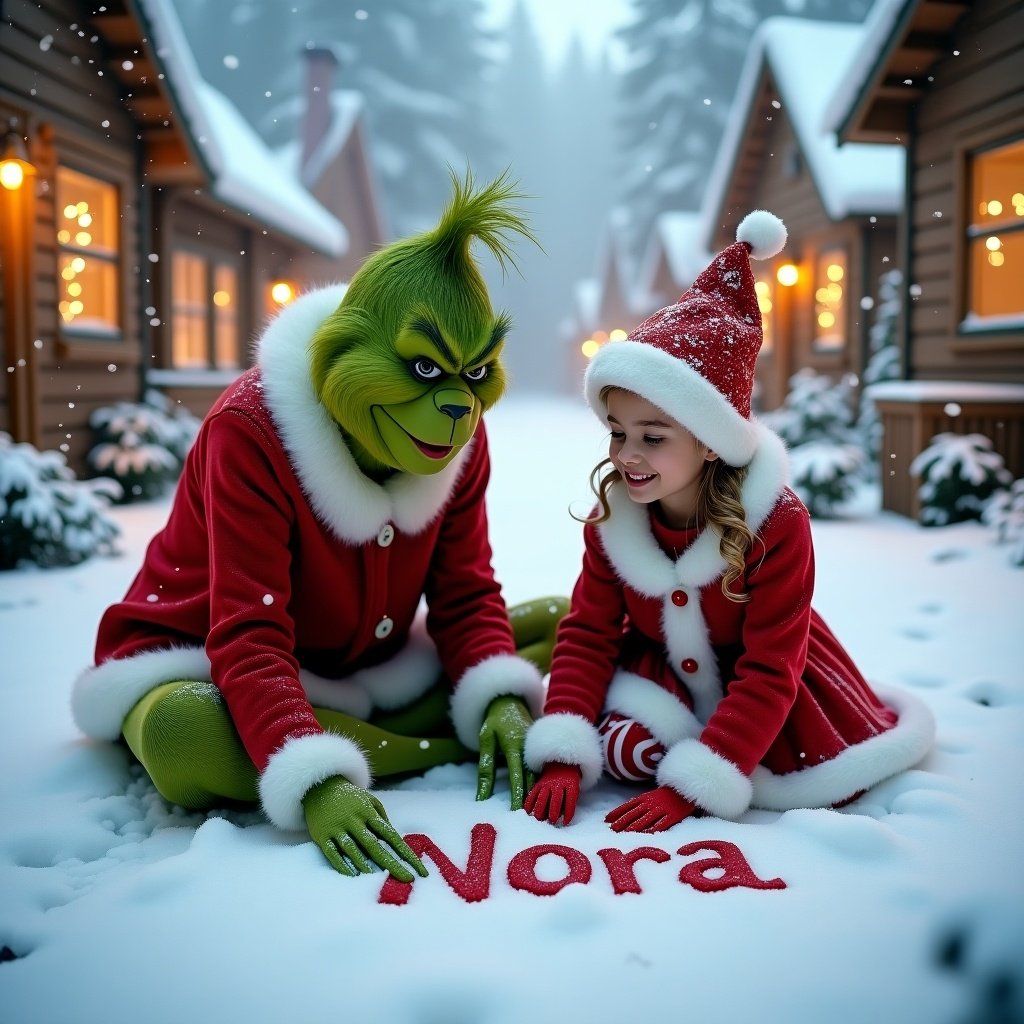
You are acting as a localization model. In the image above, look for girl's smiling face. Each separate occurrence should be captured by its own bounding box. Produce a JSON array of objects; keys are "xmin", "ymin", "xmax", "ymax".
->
[{"xmin": 605, "ymin": 388, "xmax": 718, "ymax": 527}]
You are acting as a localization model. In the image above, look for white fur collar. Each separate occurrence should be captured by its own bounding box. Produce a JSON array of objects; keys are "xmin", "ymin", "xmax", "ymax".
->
[
  {"xmin": 596, "ymin": 421, "xmax": 790, "ymax": 596},
  {"xmin": 257, "ymin": 283, "xmax": 473, "ymax": 544}
]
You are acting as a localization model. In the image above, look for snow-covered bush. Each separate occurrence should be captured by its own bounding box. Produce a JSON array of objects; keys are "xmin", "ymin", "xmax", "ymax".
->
[
  {"xmin": 857, "ymin": 269, "xmax": 902, "ymax": 465},
  {"xmin": 982, "ymin": 478, "xmax": 1024, "ymax": 567},
  {"xmin": 0, "ymin": 432, "xmax": 121, "ymax": 570},
  {"xmin": 763, "ymin": 367, "xmax": 857, "ymax": 448},
  {"xmin": 87, "ymin": 391, "xmax": 200, "ymax": 502},
  {"xmin": 764, "ymin": 368, "xmax": 862, "ymax": 517},
  {"xmin": 910, "ymin": 433, "xmax": 1012, "ymax": 527},
  {"xmin": 790, "ymin": 441, "xmax": 866, "ymax": 518}
]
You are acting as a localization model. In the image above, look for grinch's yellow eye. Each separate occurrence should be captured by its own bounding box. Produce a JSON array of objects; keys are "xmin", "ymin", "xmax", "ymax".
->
[
  {"xmin": 410, "ymin": 358, "xmax": 442, "ymax": 382},
  {"xmin": 464, "ymin": 365, "xmax": 489, "ymax": 382}
]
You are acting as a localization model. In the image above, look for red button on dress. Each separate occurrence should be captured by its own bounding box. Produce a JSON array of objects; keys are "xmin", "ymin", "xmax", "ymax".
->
[
  {"xmin": 671, "ymin": 590, "xmax": 688, "ymax": 606},
  {"xmin": 681, "ymin": 658, "xmax": 699, "ymax": 673}
]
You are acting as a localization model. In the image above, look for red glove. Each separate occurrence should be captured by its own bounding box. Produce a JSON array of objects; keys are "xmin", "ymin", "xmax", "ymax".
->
[
  {"xmin": 605, "ymin": 785, "xmax": 697, "ymax": 833},
  {"xmin": 524, "ymin": 763, "xmax": 582, "ymax": 825}
]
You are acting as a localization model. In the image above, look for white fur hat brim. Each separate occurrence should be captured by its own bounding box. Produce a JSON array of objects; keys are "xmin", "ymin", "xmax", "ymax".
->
[{"xmin": 585, "ymin": 340, "xmax": 759, "ymax": 467}]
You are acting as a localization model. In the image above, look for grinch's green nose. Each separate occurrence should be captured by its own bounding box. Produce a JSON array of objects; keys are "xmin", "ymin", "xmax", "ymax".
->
[{"xmin": 434, "ymin": 388, "xmax": 473, "ymax": 421}]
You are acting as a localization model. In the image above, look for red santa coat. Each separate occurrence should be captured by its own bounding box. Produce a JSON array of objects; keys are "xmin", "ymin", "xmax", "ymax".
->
[
  {"xmin": 72, "ymin": 284, "xmax": 542, "ymax": 831},
  {"xmin": 525, "ymin": 424, "xmax": 934, "ymax": 817}
]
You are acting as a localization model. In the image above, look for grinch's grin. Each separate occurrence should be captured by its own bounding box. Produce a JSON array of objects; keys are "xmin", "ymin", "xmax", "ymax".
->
[
  {"xmin": 413, "ymin": 437, "xmax": 454, "ymax": 460},
  {"xmin": 378, "ymin": 407, "xmax": 455, "ymax": 460}
]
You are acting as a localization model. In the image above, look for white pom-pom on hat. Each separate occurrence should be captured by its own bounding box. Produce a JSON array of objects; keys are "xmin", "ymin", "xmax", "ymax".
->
[{"xmin": 736, "ymin": 210, "xmax": 787, "ymax": 261}]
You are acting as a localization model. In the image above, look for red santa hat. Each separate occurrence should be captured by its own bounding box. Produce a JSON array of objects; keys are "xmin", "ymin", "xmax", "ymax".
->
[{"xmin": 585, "ymin": 210, "xmax": 787, "ymax": 467}]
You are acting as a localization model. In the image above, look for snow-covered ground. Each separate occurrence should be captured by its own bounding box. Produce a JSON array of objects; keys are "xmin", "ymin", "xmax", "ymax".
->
[{"xmin": 1, "ymin": 395, "xmax": 1022, "ymax": 1024}]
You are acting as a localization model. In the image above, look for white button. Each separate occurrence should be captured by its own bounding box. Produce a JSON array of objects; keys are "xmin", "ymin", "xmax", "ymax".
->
[
  {"xmin": 374, "ymin": 616, "xmax": 394, "ymax": 640},
  {"xmin": 377, "ymin": 524, "xmax": 395, "ymax": 547}
]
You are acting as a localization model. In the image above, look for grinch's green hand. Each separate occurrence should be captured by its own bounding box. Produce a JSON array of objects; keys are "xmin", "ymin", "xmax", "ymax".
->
[
  {"xmin": 302, "ymin": 776, "xmax": 427, "ymax": 882},
  {"xmin": 476, "ymin": 695, "xmax": 534, "ymax": 810}
]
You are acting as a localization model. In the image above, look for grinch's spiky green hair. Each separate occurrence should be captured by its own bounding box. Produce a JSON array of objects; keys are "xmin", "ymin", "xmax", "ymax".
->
[
  {"xmin": 337, "ymin": 166, "xmax": 536, "ymax": 334},
  {"xmin": 308, "ymin": 168, "xmax": 537, "ymax": 473}
]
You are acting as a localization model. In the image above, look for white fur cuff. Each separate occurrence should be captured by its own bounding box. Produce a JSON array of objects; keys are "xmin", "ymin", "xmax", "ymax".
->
[
  {"xmin": 657, "ymin": 738, "xmax": 753, "ymax": 819},
  {"xmin": 259, "ymin": 732, "xmax": 372, "ymax": 831},
  {"xmin": 449, "ymin": 654, "xmax": 544, "ymax": 750},
  {"xmin": 524, "ymin": 713, "xmax": 605, "ymax": 789},
  {"xmin": 72, "ymin": 645, "xmax": 212, "ymax": 740}
]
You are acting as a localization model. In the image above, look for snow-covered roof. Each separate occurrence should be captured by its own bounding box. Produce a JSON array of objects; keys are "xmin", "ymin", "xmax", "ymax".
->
[
  {"xmin": 638, "ymin": 211, "xmax": 709, "ymax": 301},
  {"xmin": 274, "ymin": 90, "xmax": 365, "ymax": 188},
  {"xmin": 573, "ymin": 278, "xmax": 601, "ymax": 332},
  {"xmin": 701, "ymin": 16, "xmax": 905, "ymax": 243},
  {"xmin": 137, "ymin": 0, "xmax": 348, "ymax": 256},
  {"xmin": 593, "ymin": 207, "xmax": 646, "ymax": 317},
  {"xmin": 821, "ymin": 0, "xmax": 914, "ymax": 138}
]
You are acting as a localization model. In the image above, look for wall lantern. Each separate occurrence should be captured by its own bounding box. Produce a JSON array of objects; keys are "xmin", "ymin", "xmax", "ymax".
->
[
  {"xmin": 0, "ymin": 125, "xmax": 36, "ymax": 191},
  {"xmin": 776, "ymin": 263, "xmax": 799, "ymax": 287},
  {"xmin": 270, "ymin": 279, "xmax": 296, "ymax": 305}
]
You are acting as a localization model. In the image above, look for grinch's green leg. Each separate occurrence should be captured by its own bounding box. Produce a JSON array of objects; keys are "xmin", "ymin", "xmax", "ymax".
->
[
  {"xmin": 509, "ymin": 595, "xmax": 569, "ymax": 674},
  {"xmin": 370, "ymin": 683, "xmax": 452, "ymax": 736},
  {"xmin": 315, "ymin": 707, "xmax": 473, "ymax": 776},
  {"xmin": 121, "ymin": 680, "xmax": 259, "ymax": 809},
  {"xmin": 121, "ymin": 680, "xmax": 472, "ymax": 803},
  {"xmin": 121, "ymin": 598, "xmax": 570, "ymax": 804}
]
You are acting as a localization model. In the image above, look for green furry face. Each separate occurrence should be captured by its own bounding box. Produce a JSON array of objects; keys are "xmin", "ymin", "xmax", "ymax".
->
[
  {"xmin": 314, "ymin": 307, "xmax": 508, "ymax": 475},
  {"xmin": 308, "ymin": 168, "xmax": 534, "ymax": 477}
]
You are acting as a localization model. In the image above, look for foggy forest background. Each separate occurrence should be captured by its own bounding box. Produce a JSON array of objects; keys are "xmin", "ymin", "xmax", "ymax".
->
[{"xmin": 173, "ymin": 0, "xmax": 871, "ymax": 392}]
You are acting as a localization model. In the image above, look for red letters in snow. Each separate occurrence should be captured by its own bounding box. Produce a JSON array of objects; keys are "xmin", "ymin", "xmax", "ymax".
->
[{"xmin": 378, "ymin": 824, "xmax": 785, "ymax": 904}]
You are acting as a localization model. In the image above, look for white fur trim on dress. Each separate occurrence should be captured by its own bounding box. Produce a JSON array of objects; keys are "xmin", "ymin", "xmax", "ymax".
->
[
  {"xmin": 657, "ymin": 738, "xmax": 754, "ymax": 819},
  {"xmin": 259, "ymin": 732, "xmax": 372, "ymax": 831},
  {"xmin": 586, "ymin": 340, "xmax": 758, "ymax": 467},
  {"xmin": 736, "ymin": 211, "xmax": 787, "ymax": 261},
  {"xmin": 256, "ymin": 283, "xmax": 473, "ymax": 544},
  {"xmin": 596, "ymin": 420, "xmax": 790, "ymax": 599},
  {"xmin": 750, "ymin": 686, "xmax": 936, "ymax": 811},
  {"xmin": 524, "ymin": 713, "xmax": 604, "ymax": 789},
  {"xmin": 72, "ymin": 645, "xmax": 212, "ymax": 740},
  {"xmin": 449, "ymin": 654, "xmax": 544, "ymax": 750},
  {"xmin": 604, "ymin": 671, "xmax": 703, "ymax": 748}
]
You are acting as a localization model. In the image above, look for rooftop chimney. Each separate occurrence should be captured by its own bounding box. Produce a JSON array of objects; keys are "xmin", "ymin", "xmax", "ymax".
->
[{"xmin": 300, "ymin": 45, "xmax": 338, "ymax": 179}]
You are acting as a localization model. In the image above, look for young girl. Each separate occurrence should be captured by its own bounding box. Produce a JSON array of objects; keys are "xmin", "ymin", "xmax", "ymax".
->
[{"xmin": 524, "ymin": 211, "xmax": 934, "ymax": 831}]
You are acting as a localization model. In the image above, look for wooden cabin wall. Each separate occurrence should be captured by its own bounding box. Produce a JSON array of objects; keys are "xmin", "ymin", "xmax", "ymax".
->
[
  {"xmin": 1, "ymin": 0, "xmax": 144, "ymax": 475},
  {"xmin": 148, "ymin": 190, "xmax": 308, "ymax": 420},
  {"xmin": 716, "ymin": 99, "xmax": 899, "ymax": 410},
  {"xmin": 908, "ymin": 0, "xmax": 1024, "ymax": 382}
]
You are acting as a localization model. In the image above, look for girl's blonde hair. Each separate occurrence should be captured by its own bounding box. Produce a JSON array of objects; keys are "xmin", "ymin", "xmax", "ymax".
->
[{"xmin": 577, "ymin": 388, "xmax": 755, "ymax": 602}]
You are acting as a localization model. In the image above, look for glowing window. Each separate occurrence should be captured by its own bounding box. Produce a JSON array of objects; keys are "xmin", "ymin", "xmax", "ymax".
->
[
  {"xmin": 172, "ymin": 252, "xmax": 240, "ymax": 369},
  {"xmin": 55, "ymin": 166, "xmax": 120, "ymax": 332},
  {"xmin": 967, "ymin": 139, "xmax": 1024, "ymax": 320},
  {"xmin": 754, "ymin": 275, "xmax": 774, "ymax": 353},
  {"xmin": 813, "ymin": 250, "xmax": 846, "ymax": 351}
]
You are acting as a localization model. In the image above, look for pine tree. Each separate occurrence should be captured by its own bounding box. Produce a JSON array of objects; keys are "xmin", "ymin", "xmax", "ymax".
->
[
  {"xmin": 483, "ymin": 11, "xmax": 620, "ymax": 391},
  {"xmin": 858, "ymin": 268, "xmax": 902, "ymax": 465}
]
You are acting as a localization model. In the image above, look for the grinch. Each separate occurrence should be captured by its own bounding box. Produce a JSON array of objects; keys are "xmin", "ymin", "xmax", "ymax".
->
[{"xmin": 72, "ymin": 172, "xmax": 566, "ymax": 881}]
